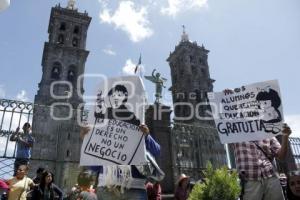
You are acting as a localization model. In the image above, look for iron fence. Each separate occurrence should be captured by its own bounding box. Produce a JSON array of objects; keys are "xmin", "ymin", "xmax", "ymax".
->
[{"xmin": 0, "ymin": 98, "xmax": 33, "ymax": 179}]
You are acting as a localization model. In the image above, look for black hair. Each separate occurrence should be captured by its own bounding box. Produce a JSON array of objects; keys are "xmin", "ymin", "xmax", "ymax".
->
[
  {"xmin": 107, "ymin": 84, "xmax": 128, "ymax": 103},
  {"xmin": 77, "ymin": 170, "xmax": 94, "ymax": 188},
  {"xmin": 36, "ymin": 167, "xmax": 45, "ymax": 174},
  {"xmin": 256, "ymin": 89, "xmax": 281, "ymax": 109},
  {"xmin": 286, "ymin": 176, "xmax": 300, "ymax": 200},
  {"xmin": 23, "ymin": 122, "xmax": 31, "ymax": 128},
  {"xmin": 40, "ymin": 170, "xmax": 54, "ymax": 190}
]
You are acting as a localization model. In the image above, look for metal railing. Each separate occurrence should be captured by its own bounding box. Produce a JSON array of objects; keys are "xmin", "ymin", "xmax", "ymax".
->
[{"xmin": 0, "ymin": 98, "xmax": 33, "ymax": 179}]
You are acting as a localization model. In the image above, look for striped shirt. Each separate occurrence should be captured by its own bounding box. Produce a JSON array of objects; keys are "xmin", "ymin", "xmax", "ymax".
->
[{"xmin": 232, "ymin": 138, "xmax": 281, "ymax": 180}]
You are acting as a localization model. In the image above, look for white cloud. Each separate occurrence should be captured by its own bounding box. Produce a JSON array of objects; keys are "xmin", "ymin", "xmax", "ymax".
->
[
  {"xmin": 99, "ymin": 1, "xmax": 153, "ymax": 42},
  {"xmin": 122, "ymin": 59, "xmax": 144, "ymax": 75},
  {"xmin": 285, "ymin": 115, "xmax": 300, "ymax": 138},
  {"xmin": 122, "ymin": 59, "xmax": 137, "ymax": 75},
  {"xmin": 102, "ymin": 47, "xmax": 116, "ymax": 56},
  {"xmin": 161, "ymin": 0, "xmax": 208, "ymax": 17},
  {"xmin": 16, "ymin": 90, "xmax": 29, "ymax": 102},
  {"xmin": 0, "ymin": 85, "xmax": 5, "ymax": 98}
]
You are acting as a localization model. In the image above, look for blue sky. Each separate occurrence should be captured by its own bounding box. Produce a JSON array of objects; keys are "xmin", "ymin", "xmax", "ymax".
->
[{"xmin": 0, "ymin": 0, "xmax": 300, "ymax": 137}]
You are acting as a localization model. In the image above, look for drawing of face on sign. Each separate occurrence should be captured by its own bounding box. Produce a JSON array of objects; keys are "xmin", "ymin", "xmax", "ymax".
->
[
  {"xmin": 108, "ymin": 85, "xmax": 128, "ymax": 109},
  {"xmin": 94, "ymin": 84, "xmax": 140, "ymax": 126},
  {"xmin": 256, "ymin": 88, "xmax": 282, "ymax": 134},
  {"xmin": 81, "ymin": 76, "xmax": 147, "ymax": 166}
]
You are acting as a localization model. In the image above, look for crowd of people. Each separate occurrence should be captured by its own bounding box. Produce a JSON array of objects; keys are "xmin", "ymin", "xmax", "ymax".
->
[{"xmin": 0, "ymin": 114, "xmax": 300, "ymax": 200}]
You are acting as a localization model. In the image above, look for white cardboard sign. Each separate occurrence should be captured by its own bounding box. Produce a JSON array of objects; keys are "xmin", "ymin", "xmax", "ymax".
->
[
  {"xmin": 208, "ymin": 80, "xmax": 284, "ymax": 144},
  {"xmin": 80, "ymin": 76, "xmax": 147, "ymax": 166}
]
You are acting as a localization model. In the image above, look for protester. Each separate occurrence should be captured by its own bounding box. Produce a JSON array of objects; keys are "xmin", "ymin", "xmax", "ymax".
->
[
  {"xmin": 10, "ymin": 122, "xmax": 34, "ymax": 175},
  {"xmin": 145, "ymin": 180, "xmax": 162, "ymax": 200},
  {"xmin": 279, "ymin": 173, "xmax": 288, "ymax": 199},
  {"xmin": 80, "ymin": 123, "xmax": 161, "ymax": 200},
  {"xmin": 174, "ymin": 174, "xmax": 190, "ymax": 200},
  {"xmin": 7, "ymin": 164, "xmax": 34, "ymax": 200},
  {"xmin": 67, "ymin": 184, "xmax": 82, "ymax": 200},
  {"xmin": 31, "ymin": 170, "xmax": 63, "ymax": 200},
  {"xmin": 231, "ymin": 123, "xmax": 292, "ymax": 200},
  {"xmin": 77, "ymin": 170, "xmax": 97, "ymax": 200},
  {"xmin": 286, "ymin": 171, "xmax": 300, "ymax": 200},
  {"xmin": 33, "ymin": 167, "xmax": 45, "ymax": 184}
]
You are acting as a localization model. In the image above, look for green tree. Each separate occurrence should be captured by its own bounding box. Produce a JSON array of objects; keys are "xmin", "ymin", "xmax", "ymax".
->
[{"xmin": 188, "ymin": 162, "xmax": 241, "ymax": 200}]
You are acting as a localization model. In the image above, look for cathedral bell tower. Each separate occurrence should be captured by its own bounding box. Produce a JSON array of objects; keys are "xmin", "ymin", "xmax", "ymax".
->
[
  {"xmin": 168, "ymin": 26, "xmax": 215, "ymax": 122},
  {"xmin": 167, "ymin": 28, "xmax": 226, "ymax": 180},
  {"xmin": 31, "ymin": 1, "xmax": 91, "ymax": 190}
]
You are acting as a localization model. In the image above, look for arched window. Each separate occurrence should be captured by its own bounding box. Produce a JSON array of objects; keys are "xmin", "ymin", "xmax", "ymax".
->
[
  {"xmin": 73, "ymin": 26, "xmax": 80, "ymax": 34},
  {"xmin": 72, "ymin": 38, "xmax": 79, "ymax": 47},
  {"xmin": 200, "ymin": 68, "xmax": 206, "ymax": 75},
  {"xmin": 67, "ymin": 65, "xmax": 76, "ymax": 82},
  {"xmin": 51, "ymin": 62, "xmax": 62, "ymax": 79},
  {"xmin": 58, "ymin": 34, "xmax": 64, "ymax": 44},
  {"xmin": 60, "ymin": 22, "xmax": 66, "ymax": 31},
  {"xmin": 66, "ymin": 150, "xmax": 70, "ymax": 157}
]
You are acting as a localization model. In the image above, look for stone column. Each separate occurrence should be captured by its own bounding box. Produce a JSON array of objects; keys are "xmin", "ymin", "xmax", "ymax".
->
[{"xmin": 145, "ymin": 103, "xmax": 174, "ymax": 193}]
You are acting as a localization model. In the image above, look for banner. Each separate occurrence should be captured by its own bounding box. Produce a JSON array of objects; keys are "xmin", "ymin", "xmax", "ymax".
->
[
  {"xmin": 208, "ymin": 80, "xmax": 284, "ymax": 144},
  {"xmin": 80, "ymin": 76, "xmax": 147, "ymax": 166}
]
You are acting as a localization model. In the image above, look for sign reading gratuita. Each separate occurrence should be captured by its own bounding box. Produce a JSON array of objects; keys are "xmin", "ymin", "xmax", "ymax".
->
[
  {"xmin": 208, "ymin": 80, "xmax": 284, "ymax": 144},
  {"xmin": 80, "ymin": 76, "xmax": 147, "ymax": 166}
]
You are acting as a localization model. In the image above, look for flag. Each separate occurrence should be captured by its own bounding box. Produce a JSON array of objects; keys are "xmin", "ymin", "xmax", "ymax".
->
[
  {"xmin": 0, "ymin": 0, "xmax": 10, "ymax": 12},
  {"xmin": 134, "ymin": 54, "xmax": 142, "ymax": 74}
]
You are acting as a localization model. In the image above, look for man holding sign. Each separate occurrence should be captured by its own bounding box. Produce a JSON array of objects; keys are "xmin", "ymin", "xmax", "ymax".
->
[
  {"xmin": 233, "ymin": 124, "xmax": 291, "ymax": 200},
  {"xmin": 208, "ymin": 80, "xmax": 292, "ymax": 200},
  {"xmin": 80, "ymin": 76, "xmax": 161, "ymax": 200}
]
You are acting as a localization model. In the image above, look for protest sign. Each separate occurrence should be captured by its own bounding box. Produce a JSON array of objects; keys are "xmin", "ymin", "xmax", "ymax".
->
[
  {"xmin": 80, "ymin": 76, "xmax": 147, "ymax": 166},
  {"xmin": 208, "ymin": 80, "xmax": 284, "ymax": 144}
]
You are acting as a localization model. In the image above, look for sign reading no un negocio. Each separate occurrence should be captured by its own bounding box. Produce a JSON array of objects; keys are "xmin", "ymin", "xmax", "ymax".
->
[{"xmin": 80, "ymin": 76, "xmax": 147, "ymax": 166}]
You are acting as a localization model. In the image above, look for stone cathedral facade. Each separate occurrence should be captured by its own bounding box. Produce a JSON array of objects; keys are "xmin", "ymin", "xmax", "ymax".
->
[
  {"xmin": 168, "ymin": 31, "xmax": 227, "ymax": 181},
  {"xmin": 30, "ymin": 2, "xmax": 91, "ymax": 190}
]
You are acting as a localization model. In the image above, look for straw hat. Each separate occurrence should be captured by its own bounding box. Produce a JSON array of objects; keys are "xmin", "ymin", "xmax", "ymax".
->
[{"xmin": 177, "ymin": 174, "xmax": 190, "ymax": 185}]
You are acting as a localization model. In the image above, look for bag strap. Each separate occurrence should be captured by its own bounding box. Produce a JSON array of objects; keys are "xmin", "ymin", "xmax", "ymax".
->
[
  {"xmin": 18, "ymin": 177, "xmax": 27, "ymax": 200},
  {"xmin": 252, "ymin": 141, "xmax": 273, "ymax": 162}
]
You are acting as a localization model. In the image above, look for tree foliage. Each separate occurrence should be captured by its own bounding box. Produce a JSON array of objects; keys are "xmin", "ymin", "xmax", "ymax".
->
[{"xmin": 188, "ymin": 162, "xmax": 241, "ymax": 200}]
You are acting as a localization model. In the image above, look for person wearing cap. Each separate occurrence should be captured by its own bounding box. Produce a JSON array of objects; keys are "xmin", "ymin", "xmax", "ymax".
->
[
  {"xmin": 174, "ymin": 174, "xmax": 190, "ymax": 200},
  {"xmin": 10, "ymin": 122, "xmax": 35, "ymax": 176}
]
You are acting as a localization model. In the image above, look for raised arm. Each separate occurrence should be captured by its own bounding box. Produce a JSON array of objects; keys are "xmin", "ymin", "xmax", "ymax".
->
[
  {"xmin": 276, "ymin": 123, "xmax": 292, "ymax": 160},
  {"xmin": 10, "ymin": 127, "xmax": 20, "ymax": 141}
]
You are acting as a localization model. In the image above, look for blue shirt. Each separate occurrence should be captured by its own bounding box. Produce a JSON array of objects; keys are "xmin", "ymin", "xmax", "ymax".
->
[{"xmin": 16, "ymin": 133, "xmax": 34, "ymax": 159}]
